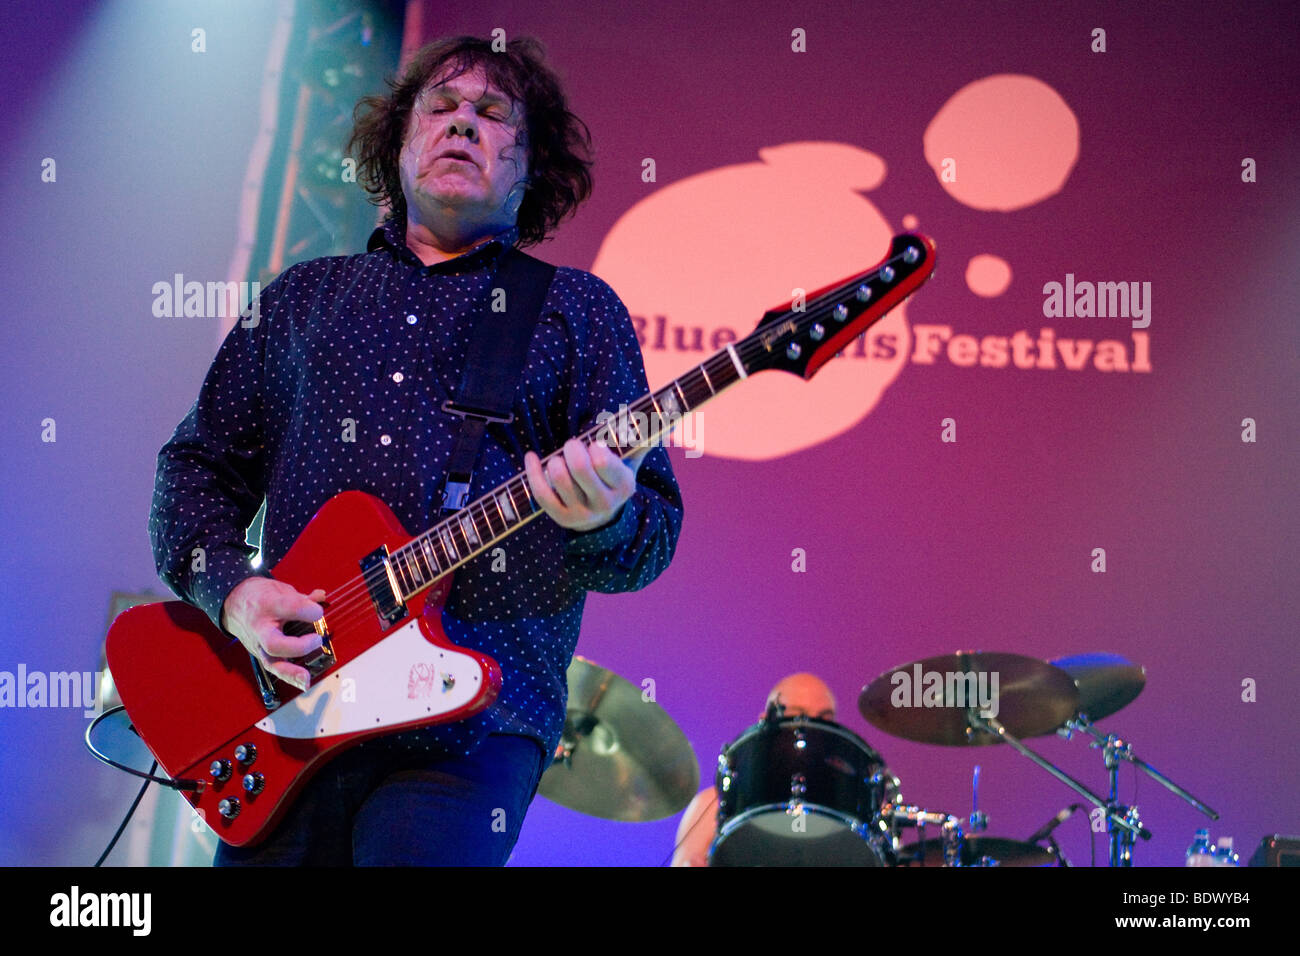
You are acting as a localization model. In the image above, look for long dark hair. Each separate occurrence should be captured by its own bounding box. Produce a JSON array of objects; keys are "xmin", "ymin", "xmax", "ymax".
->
[{"xmin": 347, "ymin": 35, "xmax": 594, "ymax": 246}]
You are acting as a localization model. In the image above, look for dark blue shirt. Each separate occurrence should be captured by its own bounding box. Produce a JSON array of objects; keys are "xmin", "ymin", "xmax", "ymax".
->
[{"xmin": 148, "ymin": 216, "xmax": 683, "ymax": 761}]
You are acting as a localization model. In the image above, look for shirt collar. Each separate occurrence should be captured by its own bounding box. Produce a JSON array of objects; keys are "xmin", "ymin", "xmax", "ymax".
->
[{"xmin": 367, "ymin": 216, "xmax": 519, "ymax": 272}]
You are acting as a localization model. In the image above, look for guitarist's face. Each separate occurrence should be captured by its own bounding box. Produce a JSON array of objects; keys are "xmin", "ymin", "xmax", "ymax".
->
[{"xmin": 400, "ymin": 65, "xmax": 530, "ymax": 239}]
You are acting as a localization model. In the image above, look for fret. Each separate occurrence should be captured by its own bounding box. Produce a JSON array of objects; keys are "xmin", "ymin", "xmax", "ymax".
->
[
  {"xmin": 405, "ymin": 548, "xmax": 424, "ymax": 588},
  {"xmin": 698, "ymin": 362, "xmax": 715, "ymax": 394},
  {"xmin": 479, "ymin": 498, "xmax": 502, "ymax": 539},
  {"xmin": 438, "ymin": 523, "xmax": 460, "ymax": 563},
  {"xmin": 624, "ymin": 404, "xmax": 647, "ymax": 444},
  {"xmin": 419, "ymin": 535, "xmax": 441, "ymax": 578},
  {"xmin": 475, "ymin": 503, "xmax": 496, "ymax": 543},
  {"xmin": 602, "ymin": 421, "xmax": 627, "ymax": 457},
  {"xmin": 391, "ymin": 551, "xmax": 414, "ymax": 596},
  {"xmin": 429, "ymin": 527, "xmax": 454, "ymax": 569},
  {"xmin": 724, "ymin": 343, "xmax": 748, "ymax": 379},
  {"xmin": 511, "ymin": 478, "xmax": 536, "ymax": 516},
  {"xmin": 449, "ymin": 514, "xmax": 473, "ymax": 558},
  {"xmin": 654, "ymin": 387, "xmax": 684, "ymax": 441},
  {"xmin": 672, "ymin": 379, "xmax": 691, "ymax": 414},
  {"xmin": 706, "ymin": 353, "xmax": 739, "ymax": 390},
  {"xmin": 406, "ymin": 542, "xmax": 429, "ymax": 584},
  {"xmin": 497, "ymin": 488, "xmax": 517, "ymax": 522},
  {"xmin": 459, "ymin": 511, "xmax": 481, "ymax": 548},
  {"xmin": 644, "ymin": 393, "xmax": 663, "ymax": 445}
]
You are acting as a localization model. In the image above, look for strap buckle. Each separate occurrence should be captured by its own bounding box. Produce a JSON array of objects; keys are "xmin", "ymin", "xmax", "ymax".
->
[
  {"xmin": 441, "ymin": 480, "xmax": 471, "ymax": 511},
  {"xmin": 441, "ymin": 400, "xmax": 514, "ymax": 425}
]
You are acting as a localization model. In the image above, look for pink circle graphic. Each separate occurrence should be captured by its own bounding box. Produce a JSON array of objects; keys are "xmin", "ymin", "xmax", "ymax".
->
[
  {"xmin": 924, "ymin": 74, "xmax": 1079, "ymax": 211},
  {"xmin": 966, "ymin": 253, "xmax": 1012, "ymax": 297}
]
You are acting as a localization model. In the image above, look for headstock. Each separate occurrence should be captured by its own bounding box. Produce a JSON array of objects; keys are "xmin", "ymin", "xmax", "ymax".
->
[{"xmin": 743, "ymin": 234, "xmax": 936, "ymax": 379}]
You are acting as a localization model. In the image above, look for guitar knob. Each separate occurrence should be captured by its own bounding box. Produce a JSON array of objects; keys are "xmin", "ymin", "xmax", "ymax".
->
[
  {"xmin": 832, "ymin": 304, "xmax": 848, "ymax": 321},
  {"xmin": 209, "ymin": 759, "xmax": 232, "ymax": 782},
  {"xmin": 880, "ymin": 265, "xmax": 895, "ymax": 282},
  {"xmin": 903, "ymin": 245, "xmax": 920, "ymax": 264},
  {"xmin": 218, "ymin": 798, "xmax": 241, "ymax": 820},
  {"xmin": 234, "ymin": 743, "xmax": 257, "ymax": 765},
  {"xmin": 810, "ymin": 323, "xmax": 825, "ymax": 341},
  {"xmin": 855, "ymin": 285, "xmax": 872, "ymax": 302},
  {"xmin": 242, "ymin": 772, "xmax": 265, "ymax": 795},
  {"xmin": 786, "ymin": 343, "xmax": 801, "ymax": 360}
]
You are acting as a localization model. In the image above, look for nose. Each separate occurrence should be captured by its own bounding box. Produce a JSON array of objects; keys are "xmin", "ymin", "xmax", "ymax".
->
[{"xmin": 447, "ymin": 104, "xmax": 479, "ymax": 143}]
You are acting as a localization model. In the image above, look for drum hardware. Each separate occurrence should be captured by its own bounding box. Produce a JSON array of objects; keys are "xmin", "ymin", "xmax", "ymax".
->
[
  {"xmin": 1051, "ymin": 653, "xmax": 1219, "ymax": 867},
  {"xmin": 858, "ymin": 650, "xmax": 1221, "ymax": 867},
  {"xmin": 900, "ymin": 835, "xmax": 1058, "ymax": 867}
]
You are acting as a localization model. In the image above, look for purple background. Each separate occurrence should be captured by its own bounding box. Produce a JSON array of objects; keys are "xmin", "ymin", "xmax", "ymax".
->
[{"xmin": 0, "ymin": 0, "xmax": 1295, "ymax": 867}]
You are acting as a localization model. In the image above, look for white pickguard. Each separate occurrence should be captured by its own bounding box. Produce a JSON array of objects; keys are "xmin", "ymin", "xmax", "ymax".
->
[{"xmin": 255, "ymin": 619, "xmax": 484, "ymax": 739}]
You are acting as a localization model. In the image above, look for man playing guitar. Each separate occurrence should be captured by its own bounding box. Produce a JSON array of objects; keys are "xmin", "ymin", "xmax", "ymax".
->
[{"xmin": 148, "ymin": 35, "xmax": 683, "ymax": 865}]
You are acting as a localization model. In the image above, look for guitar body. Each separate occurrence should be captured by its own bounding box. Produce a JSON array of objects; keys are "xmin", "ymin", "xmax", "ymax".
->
[
  {"xmin": 105, "ymin": 490, "xmax": 502, "ymax": 847},
  {"xmin": 107, "ymin": 232, "xmax": 936, "ymax": 849}
]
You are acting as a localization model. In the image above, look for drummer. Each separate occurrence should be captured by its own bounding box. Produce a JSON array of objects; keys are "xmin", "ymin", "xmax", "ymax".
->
[{"xmin": 671, "ymin": 673, "xmax": 837, "ymax": 867}]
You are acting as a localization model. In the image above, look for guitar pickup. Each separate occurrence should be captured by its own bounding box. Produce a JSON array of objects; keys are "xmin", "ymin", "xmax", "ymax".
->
[{"xmin": 360, "ymin": 546, "xmax": 407, "ymax": 626}]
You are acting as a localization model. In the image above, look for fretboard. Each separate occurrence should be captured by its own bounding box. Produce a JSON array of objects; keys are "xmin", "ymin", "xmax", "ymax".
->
[{"xmin": 384, "ymin": 345, "xmax": 746, "ymax": 600}]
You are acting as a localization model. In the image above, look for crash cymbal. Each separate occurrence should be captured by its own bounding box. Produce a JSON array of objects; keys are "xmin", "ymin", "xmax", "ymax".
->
[
  {"xmin": 858, "ymin": 651, "xmax": 1080, "ymax": 745},
  {"xmin": 537, "ymin": 655, "xmax": 699, "ymax": 821},
  {"xmin": 1051, "ymin": 653, "xmax": 1146, "ymax": 722},
  {"xmin": 900, "ymin": 836, "xmax": 1058, "ymax": 867}
]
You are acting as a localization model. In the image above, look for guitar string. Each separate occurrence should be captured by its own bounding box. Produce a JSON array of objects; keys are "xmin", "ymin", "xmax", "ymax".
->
[
  {"xmin": 278, "ymin": 247, "xmax": 926, "ymax": 646},
  {"xmin": 289, "ymin": 246, "xmax": 924, "ymax": 642},
  {"xmin": 278, "ymin": 247, "xmax": 924, "ymax": 642}
]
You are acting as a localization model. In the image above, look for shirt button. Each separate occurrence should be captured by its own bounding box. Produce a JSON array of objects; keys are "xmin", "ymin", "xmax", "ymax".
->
[
  {"xmin": 406, "ymin": 314, "xmax": 418, "ymax": 325},
  {"xmin": 380, "ymin": 434, "xmax": 392, "ymax": 446},
  {"xmin": 391, "ymin": 372, "xmax": 405, "ymax": 384}
]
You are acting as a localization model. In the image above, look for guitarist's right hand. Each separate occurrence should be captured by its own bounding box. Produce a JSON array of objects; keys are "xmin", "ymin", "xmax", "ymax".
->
[{"xmin": 221, "ymin": 577, "xmax": 326, "ymax": 693}]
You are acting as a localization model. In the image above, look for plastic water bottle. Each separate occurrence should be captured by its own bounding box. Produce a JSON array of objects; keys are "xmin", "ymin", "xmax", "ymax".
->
[
  {"xmin": 1185, "ymin": 828, "xmax": 1214, "ymax": 866},
  {"xmin": 1212, "ymin": 836, "xmax": 1240, "ymax": 867}
]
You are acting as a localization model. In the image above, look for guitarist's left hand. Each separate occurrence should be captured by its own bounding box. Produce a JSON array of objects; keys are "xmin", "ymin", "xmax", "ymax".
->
[{"xmin": 525, "ymin": 439, "xmax": 648, "ymax": 533}]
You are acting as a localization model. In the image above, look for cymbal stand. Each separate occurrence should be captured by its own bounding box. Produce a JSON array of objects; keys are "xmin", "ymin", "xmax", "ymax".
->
[
  {"xmin": 966, "ymin": 708, "xmax": 1150, "ymax": 866},
  {"xmin": 1060, "ymin": 713, "xmax": 1219, "ymax": 865}
]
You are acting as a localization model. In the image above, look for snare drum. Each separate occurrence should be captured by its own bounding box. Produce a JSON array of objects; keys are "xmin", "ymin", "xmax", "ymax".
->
[{"xmin": 710, "ymin": 715, "xmax": 893, "ymax": 866}]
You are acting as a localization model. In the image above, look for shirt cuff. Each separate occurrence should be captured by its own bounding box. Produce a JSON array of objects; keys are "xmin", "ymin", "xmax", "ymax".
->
[
  {"xmin": 564, "ymin": 501, "xmax": 636, "ymax": 555},
  {"xmin": 188, "ymin": 546, "xmax": 273, "ymax": 634}
]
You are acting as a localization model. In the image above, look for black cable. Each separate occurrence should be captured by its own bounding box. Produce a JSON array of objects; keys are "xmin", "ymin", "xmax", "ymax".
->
[
  {"xmin": 94, "ymin": 760, "xmax": 156, "ymax": 867},
  {"xmin": 83, "ymin": 704, "xmax": 202, "ymax": 790}
]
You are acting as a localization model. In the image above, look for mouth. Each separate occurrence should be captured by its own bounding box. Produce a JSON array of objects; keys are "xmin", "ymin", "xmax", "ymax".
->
[{"xmin": 434, "ymin": 149, "xmax": 476, "ymax": 165}]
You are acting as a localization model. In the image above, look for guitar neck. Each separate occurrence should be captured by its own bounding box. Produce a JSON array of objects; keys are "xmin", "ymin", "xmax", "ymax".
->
[
  {"xmin": 385, "ymin": 233, "xmax": 935, "ymax": 602},
  {"xmin": 384, "ymin": 344, "xmax": 746, "ymax": 602}
]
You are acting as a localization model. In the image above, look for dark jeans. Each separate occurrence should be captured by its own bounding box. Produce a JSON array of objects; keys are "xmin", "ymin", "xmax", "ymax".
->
[{"xmin": 214, "ymin": 733, "xmax": 547, "ymax": 866}]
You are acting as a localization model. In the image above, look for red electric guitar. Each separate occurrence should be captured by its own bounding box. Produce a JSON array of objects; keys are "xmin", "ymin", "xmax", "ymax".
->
[{"xmin": 105, "ymin": 233, "xmax": 936, "ymax": 846}]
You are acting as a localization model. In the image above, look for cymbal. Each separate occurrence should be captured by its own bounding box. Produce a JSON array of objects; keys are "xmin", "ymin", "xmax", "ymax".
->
[
  {"xmin": 536, "ymin": 655, "xmax": 699, "ymax": 821},
  {"xmin": 1051, "ymin": 653, "xmax": 1146, "ymax": 722},
  {"xmin": 858, "ymin": 651, "xmax": 1080, "ymax": 745},
  {"xmin": 900, "ymin": 836, "xmax": 1057, "ymax": 867}
]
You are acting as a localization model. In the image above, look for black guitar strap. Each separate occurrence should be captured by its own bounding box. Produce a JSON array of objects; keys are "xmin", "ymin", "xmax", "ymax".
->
[{"xmin": 439, "ymin": 247, "xmax": 557, "ymax": 512}]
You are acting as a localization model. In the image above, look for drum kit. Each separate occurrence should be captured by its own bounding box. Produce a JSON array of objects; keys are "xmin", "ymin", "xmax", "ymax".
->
[{"xmin": 539, "ymin": 650, "xmax": 1220, "ymax": 866}]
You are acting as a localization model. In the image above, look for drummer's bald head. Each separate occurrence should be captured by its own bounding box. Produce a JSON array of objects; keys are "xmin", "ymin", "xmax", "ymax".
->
[{"xmin": 765, "ymin": 673, "xmax": 836, "ymax": 720}]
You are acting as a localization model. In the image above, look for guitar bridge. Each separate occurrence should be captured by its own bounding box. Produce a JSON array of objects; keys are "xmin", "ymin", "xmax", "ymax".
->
[{"xmin": 284, "ymin": 616, "xmax": 335, "ymax": 678}]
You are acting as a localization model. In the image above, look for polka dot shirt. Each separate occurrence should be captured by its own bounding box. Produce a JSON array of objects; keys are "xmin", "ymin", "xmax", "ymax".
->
[{"xmin": 148, "ymin": 216, "xmax": 684, "ymax": 762}]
